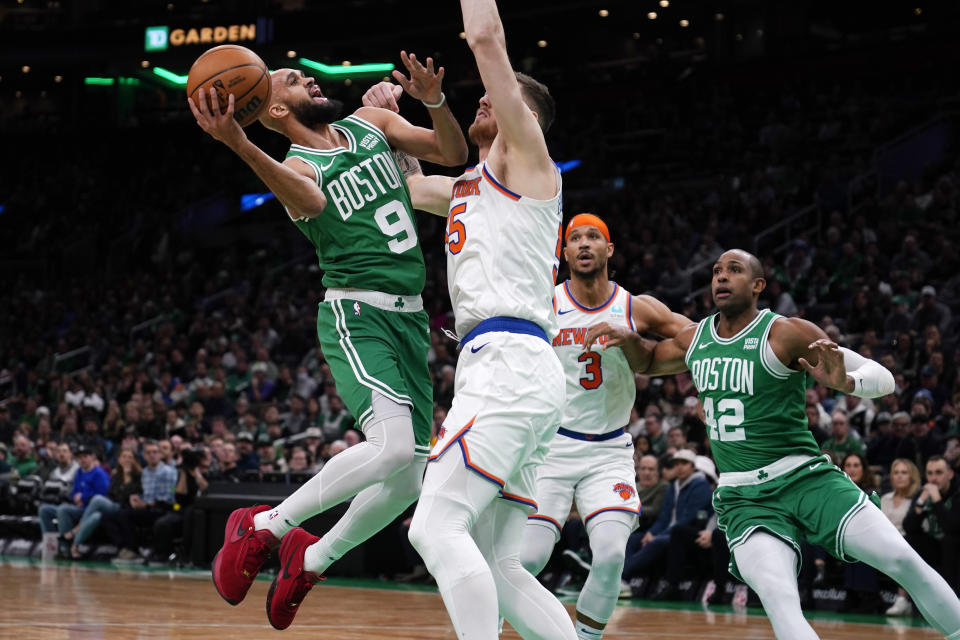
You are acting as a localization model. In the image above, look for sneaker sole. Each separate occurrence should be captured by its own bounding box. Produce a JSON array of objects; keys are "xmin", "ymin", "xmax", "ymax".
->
[
  {"xmin": 265, "ymin": 576, "xmax": 286, "ymax": 630},
  {"xmin": 211, "ymin": 549, "xmax": 240, "ymax": 606}
]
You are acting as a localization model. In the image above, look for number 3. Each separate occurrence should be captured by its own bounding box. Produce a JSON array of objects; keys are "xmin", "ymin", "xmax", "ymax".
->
[{"xmin": 578, "ymin": 352, "xmax": 603, "ymax": 390}]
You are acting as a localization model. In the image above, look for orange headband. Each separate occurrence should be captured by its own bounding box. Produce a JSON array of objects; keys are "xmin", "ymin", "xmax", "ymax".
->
[{"xmin": 565, "ymin": 213, "xmax": 610, "ymax": 242}]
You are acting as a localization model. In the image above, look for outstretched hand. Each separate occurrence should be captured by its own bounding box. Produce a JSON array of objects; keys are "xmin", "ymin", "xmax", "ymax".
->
[
  {"xmin": 187, "ymin": 87, "xmax": 247, "ymax": 149},
  {"xmin": 798, "ymin": 339, "xmax": 850, "ymax": 391},
  {"xmin": 362, "ymin": 82, "xmax": 404, "ymax": 112},
  {"xmin": 392, "ymin": 50, "xmax": 444, "ymax": 104},
  {"xmin": 582, "ymin": 322, "xmax": 633, "ymax": 353}
]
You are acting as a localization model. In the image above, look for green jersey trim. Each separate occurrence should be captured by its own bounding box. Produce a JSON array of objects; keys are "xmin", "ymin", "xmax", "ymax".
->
[
  {"xmin": 759, "ymin": 315, "xmax": 791, "ymax": 380},
  {"xmin": 331, "ymin": 299, "xmax": 413, "ymax": 407},
  {"xmin": 683, "ymin": 318, "xmax": 708, "ymax": 368},
  {"xmin": 344, "ymin": 115, "xmax": 389, "ymax": 146},
  {"xmin": 708, "ymin": 309, "xmax": 768, "ymax": 344},
  {"xmin": 289, "ymin": 123, "xmax": 357, "ymax": 155}
]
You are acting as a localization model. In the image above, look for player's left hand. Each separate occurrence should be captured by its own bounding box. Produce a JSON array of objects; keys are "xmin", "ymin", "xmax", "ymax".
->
[
  {"xmin": 392, "ymin": 51, "xmax": 444, "ymax": 105},
  {"xmin": 188, "ymin": 88, "xmax": 247, "ymax": 149},
  {"xmin": 798, "ymin": 339, "xmax": 850, "ymax": 391},
  {"xmin": 583, "ymin": 322, "xmax": 635, "ymax": 352}
]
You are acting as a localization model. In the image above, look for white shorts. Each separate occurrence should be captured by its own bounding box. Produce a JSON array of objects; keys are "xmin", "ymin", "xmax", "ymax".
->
[
  {"xmin": 428, "ymin": 330, "xmax": 565, "ymax": 514},
  {"xmin": 529, "ymin": 431, "xmax": 641, "ymax": 539}
]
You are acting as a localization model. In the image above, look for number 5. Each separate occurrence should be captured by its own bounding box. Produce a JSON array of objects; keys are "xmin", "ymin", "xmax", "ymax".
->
[{"xmin": 447, "ymin": 202, "xmax": 467, "ymax": 254}]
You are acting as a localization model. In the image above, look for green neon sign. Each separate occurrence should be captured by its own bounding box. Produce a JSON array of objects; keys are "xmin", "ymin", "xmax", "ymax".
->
[
  {"xmin": 297, "ymin": 58, "xmax": 395, "ymax": 77},
  {"xmin": 84, "ymin": 77, "xmax": 115, "ymax": 86},
  {"xmin": 145, "ymin": 26, "xmax": 170, "ymax": 52},
  {"xmin": 152, "ymin": 67, "xmax": 188, "ymax": 86}
]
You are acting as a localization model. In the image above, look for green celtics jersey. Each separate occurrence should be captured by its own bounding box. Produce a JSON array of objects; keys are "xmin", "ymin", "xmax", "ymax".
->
[
  {"xmin": 285, "ymin": 115, "xmax": 425, "ymax": 296},
  {"xmin": 685, "ymin": 309, "xmax": 820, "ymax": 473}
]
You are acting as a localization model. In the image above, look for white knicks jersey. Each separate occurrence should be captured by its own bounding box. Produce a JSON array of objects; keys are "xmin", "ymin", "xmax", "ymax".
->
[
  {"xmin": 553, "ymin": 281, "xmax": 636, "ymax": 434},
  {"xmin": 446, "ymin": 161, "xmax": 563, "ymax": 339}
]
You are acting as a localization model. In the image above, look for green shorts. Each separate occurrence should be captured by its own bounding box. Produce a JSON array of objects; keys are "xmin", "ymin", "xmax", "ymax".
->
[
  {"xmin": 316, "ymin": 297, "xmax": 432, "ymax": 457},
  {"xmin": 713, "ymin": 455, "xmax": 881, "ymax": 582}
]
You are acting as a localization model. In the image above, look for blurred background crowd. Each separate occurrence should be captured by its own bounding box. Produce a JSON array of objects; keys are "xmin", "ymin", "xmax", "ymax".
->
[{"xmin": 1, "ymin": 0, "xmax": 959, "ymax": 618}]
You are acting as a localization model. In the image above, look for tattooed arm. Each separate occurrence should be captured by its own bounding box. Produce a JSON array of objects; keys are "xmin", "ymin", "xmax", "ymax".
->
[{"xmin": 395, "ymin": 148, "xmax": 454, "ymax": 217}]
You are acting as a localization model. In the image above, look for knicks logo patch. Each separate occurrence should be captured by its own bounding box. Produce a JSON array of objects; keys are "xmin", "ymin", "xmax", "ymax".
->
[
  {"xmin": 613, "ymin": 482, "xmax": 636, "ymax": 501},
  {"xmin": 437, "ymin": 426, "xmax": 447, "ymax": 440}
]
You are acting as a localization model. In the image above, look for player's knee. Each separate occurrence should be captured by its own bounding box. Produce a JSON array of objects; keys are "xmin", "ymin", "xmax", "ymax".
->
[
  {"xmin": 519, "ymin": 540, "xmax": 552, "ymax": 575},
  {"xmin": 589, "ymin": 545, "xmax": 626, "ymax": 585},
  {"xmin": 408, "ymin": 512, "xmax": 434, "ymax": 562}
]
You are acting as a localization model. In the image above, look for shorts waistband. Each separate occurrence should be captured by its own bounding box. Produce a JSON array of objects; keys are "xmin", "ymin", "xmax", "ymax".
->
[
  {"xmin": 557, "ymin": 427, "xmax": 625, "ymax": 442},
  {"xmin": 324, "ymin": 288, "xmax": 423, "ymax": 313},
  {"xmin": 460, "ymin": 317, "xmax": 548, "ymax": 349},
  {"xmin": 718, "ymin": 454, "xmax": 823, "ymax": 487}
]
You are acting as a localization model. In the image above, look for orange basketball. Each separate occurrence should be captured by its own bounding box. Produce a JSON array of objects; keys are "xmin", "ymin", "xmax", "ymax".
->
[{"xmin": 187, "ymin": 45, "xmax": 271, "ymax": 127}]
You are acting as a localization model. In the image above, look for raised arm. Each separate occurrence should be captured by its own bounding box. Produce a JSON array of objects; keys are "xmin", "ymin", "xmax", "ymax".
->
[
  {"xmin": 582, "ymin": 320, "xmax": 696, "ymax": 374},
  {"xmin": 355, "ymin": 51, "xmax": 467, "ymax": 167},
  {"xmin": 460, "ymin": 0, "xmax": 553, "ymax": 173},
  {"xmin": 770, "ymin": 317, "xmax": 895, "ymax": 398},
  {"xmin": 631, "ymin": 294, "xmax": 694, "ymax": 339},
  {"xmin": 188, "ymin": 89, "xmax": 326, "ymax": 219}
]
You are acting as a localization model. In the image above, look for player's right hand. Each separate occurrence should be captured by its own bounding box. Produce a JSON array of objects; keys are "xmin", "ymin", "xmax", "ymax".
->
[
  {"xmin": 583, "ymin": 321, "xmax": 633, "ymax": 352},
  {"xmin": 188, "ymin": 87, "xmax": 247, "ymax": 149},
  {"xmin": 362, "ymin": 82, "xmax": 403, "ymax": 113}
]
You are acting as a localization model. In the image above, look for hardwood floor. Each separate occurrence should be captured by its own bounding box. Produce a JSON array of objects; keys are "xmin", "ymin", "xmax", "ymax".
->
[{"xmin": 0, "ymin": 562, "xmax": 940, "ymax": 639}]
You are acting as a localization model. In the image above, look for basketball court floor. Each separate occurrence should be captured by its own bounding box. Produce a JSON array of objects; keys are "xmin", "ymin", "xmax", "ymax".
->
[{"xmin": 0, "ymin": 559, "xmax": 940, "ymax": 639}]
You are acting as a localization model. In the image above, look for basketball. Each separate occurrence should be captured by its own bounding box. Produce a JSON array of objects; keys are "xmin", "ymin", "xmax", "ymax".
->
[{"xmin": 187, "ymin": 45, "xmax": 271, "ymax": 127}]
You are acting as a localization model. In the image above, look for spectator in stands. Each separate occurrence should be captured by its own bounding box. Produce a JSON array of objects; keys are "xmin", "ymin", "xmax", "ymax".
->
[
  {"xmin": 622, "ymin": 450, "xmax": 713, "ymax": 584},
  {"xmin": 37, "ymin": 445, "xmax": 109, "ymax": 557},
  {"xmin": 644, "ymin": 415, "xmax": 667, "ymax": 457},
  {"xmin": 666, "ymin": 426, "xmax": 686, "ymax": 453},
  {"xmin": 212, "ymin": 442, "xmax": 242, "ymax": 482},
  {"xmin": 882, "ymin": 458, "xmax": 923, "ymax": 616},
  {"xmin": 913, "ymin": 286, "xmax": 952, "ymax": 336},
  {"xmin": 10, "ymin": 434, "xmax": 38, "ymax": 478},
  {"xmin": 234, "ymin": 432, "xmax": 259, "ymax": 471},
  {"xmin": 67, "ymin": 448, "xmax": 141, "ymax": 559},
  {"xmin": 151, "ymin": 446, "xmax": 208, "ymax": 565},
  {"xmin": 903, "ymin": 455, "xmax": 960, "ymax": 589},
  {"xmin": 805, "ymin": 403, "xmax": 830, "ymax": 446},
  {"xmin": 821, "ymin": 410, "xmax": 865, "ymax": 459},
  {"xmin": 288, "ymin": 447, "xmax": 311, "ymax": 474},
  {"xmin": 635, "ymin": 454, "xmax": 667, "ymax": 533},
  {"xmin": 100, "ymin": 439, "xmax": 177, "ymax": 562},
  {"xmin": 321, "ymin": 395, "xmax": 355, "ymax": 441},
  {"xmin": 256, "ymin": 434, "xmax": 279, "ymax": 472},
  {"xmin": 840, "ymin": 453, "xmax": 882, "ymax": 612},
  {"xmin": 897, "ymin": 411, "xmax": 946, "ymax": 471},
  {"xmin": 284, "ymin": 395, "xmax": 308, "ymax": 435},
  {"xmin": 843, "ymin": 395, "xmax": 875, "ymax": 437},
  {"xmin": 866, "ymin": 411, "xmax": 899, "ymax": 469},
  {"xmin": 45, "ymin": 442, "xmax": 79, "ymax": 489}
]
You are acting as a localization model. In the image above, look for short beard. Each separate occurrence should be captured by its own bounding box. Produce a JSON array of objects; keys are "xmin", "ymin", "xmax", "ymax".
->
[
  {"xmin": 289, "ymin": 97, "xmax": 344, "ymax": 129},
  {"xmin": 570, "ymin": 260, "xmax": 607, "ymax": 281},
  {"xmin": 468, "ymin": 118, "xmax": 496, "ymax": 147}
]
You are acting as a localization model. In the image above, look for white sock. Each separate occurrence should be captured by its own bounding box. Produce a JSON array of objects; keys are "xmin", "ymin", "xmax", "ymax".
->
[
  {"xmin": 733, "ymin": 532, "xmax": 819, "ymax": 640},
  {"xmin": 408, "ymin": 451, "xmax": 502, "ymax": 637},
  {"xmin": 576, "ymin": 620, "xmax": 604, "ymax": 639},
  {"xmin": 842, "ymin": 503, "xmax": 960, "ymax": 637},
  {"xmin": 577, "ymin": 517, "xmax": 632, "ymax": 627},
  {"xmin": 253, "ymin": 394, "xmax": 414, "ymax": 540},
  {"xmin": 303, "ymin": 457, "xmax": 424, "ymax": 574},
  {"xmin": 472, "ymin": 498, "xmax": 578, "ymax": 640}
]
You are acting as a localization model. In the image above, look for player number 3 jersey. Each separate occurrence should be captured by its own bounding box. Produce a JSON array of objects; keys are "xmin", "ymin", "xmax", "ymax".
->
[
  {"xmin": 685, "ymin": 309, "xmax": 821, "ymax": 473},
  {"xmin": 445, "ymin": 161, "xmax": 563, "ymax": 339},
  {"xmin": 553, "ymin": 282, "xmax": 636, "ymax": 434}
]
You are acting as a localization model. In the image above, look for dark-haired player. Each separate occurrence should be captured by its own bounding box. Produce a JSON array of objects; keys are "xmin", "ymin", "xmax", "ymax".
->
[
  {"xmin": 585, "ymin": 248, "xmax": 960, "ymax": 640},
  {"xmin": 189, "ymin": 53, "xmax": 467, "ymax": 630}
]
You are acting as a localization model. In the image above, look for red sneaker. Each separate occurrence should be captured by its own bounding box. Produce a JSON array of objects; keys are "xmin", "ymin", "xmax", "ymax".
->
[
  {"xmin": 265, "ymin": 526, "xmax": 325, "ymax": 630},
  {"xmin": 212, "ymin": 505, "xmax": 280, "ymax": 605}
]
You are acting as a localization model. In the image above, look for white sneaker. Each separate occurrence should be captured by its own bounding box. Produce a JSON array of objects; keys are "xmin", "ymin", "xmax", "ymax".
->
[
  {"xmin": 885, "ymin": 595, "xmax": 913, "ymax": 616},
  {"xmin": 618, "ymin": 580, "xmax": 633, "ymax": 599}
]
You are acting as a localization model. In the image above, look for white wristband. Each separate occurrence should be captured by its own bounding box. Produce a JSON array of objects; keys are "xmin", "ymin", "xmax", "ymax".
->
[{"xmin": 422, "ymin": 93, "xmax": 446, "ymax": 109}]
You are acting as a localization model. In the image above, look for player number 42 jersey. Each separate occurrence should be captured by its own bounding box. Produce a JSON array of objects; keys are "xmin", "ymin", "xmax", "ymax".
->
[{"xmin": 553, "ymin": 281, "xmax": 636, "ymax": 435}]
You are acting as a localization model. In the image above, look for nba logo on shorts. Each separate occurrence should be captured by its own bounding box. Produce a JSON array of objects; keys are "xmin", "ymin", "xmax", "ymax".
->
[
  {"xmin": 353, "ymin": 301, "xmax": 361, "ymax": 316},
  {"xmin": 613, "ymin": 482, "xmax": 635, "ymax": 501}
]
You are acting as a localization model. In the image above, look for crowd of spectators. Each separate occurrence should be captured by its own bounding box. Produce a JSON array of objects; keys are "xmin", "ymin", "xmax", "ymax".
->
[{"xmin": 0, "ymin": 33, "xmax": 958, "ymax": 617}]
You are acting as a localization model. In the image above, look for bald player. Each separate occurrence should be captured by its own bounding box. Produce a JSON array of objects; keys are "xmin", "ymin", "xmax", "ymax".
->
[
  {"xmin": 584, "ymin": 249, "xmax": 960, "ymax": 640},
  {"xmin": 190, "ymin": 54, "xmax": 467, "ymax": 630}
]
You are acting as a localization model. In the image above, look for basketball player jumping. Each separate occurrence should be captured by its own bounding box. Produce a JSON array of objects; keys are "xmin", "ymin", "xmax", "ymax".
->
[
  {"xmin": 365, "ymin": 0, "xmax": 577, "ymax": 635},
  {"xmin": 584, "ymin": 249, "xmax": 960, "ymax": 640},
  {"xmin": 519, "ymin": 213, "xmax": 690, "ymax": 640},
  {"xmin": 189, "ymin": 53, "xmax": 467, "ymax": 630}
]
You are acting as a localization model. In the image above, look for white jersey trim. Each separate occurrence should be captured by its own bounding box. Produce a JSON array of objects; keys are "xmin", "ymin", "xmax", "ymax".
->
[{"xmin": 709, "ymin": 309, "xmax": 767, "ymax": 344}]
